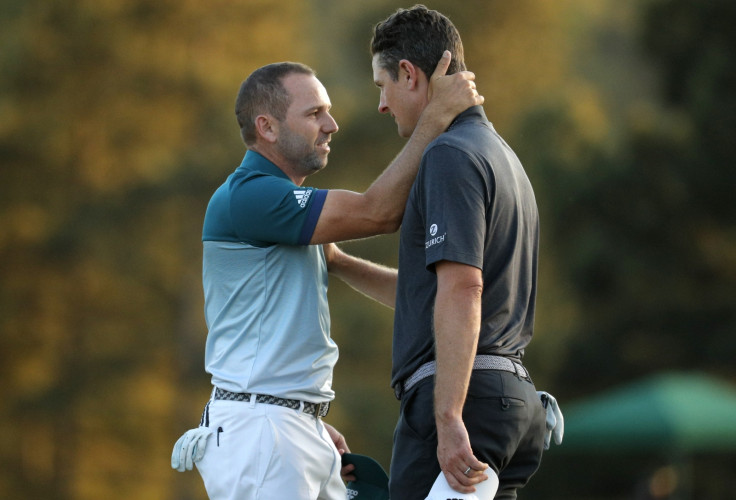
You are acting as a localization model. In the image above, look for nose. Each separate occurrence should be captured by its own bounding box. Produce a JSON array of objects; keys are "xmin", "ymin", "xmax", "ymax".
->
[
  {"xmin": 323, "ymin": 113, "xmax": 338, "ymax": 134},
  {"xmin": 378, "ymin": 92, "xmax": 389, "ymax": 114},
  {"xmin": 378, "ymin": 99, "xmax": 389, "ymax": 115}
]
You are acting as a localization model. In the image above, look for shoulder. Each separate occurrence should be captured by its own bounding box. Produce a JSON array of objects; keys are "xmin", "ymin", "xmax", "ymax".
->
[
  {"xmin": 228, "ymin": 169, "xmax": 305, "ymax": 207},
  {"xmin": 423, "ymin": 125, "xmax": 490, "ymax": 174},
  {"xmin": 433, "ymin": 116, "xmax": 494, "ymax": 149},
  {"xmin": 231, "ymin": 168, "xmax": 292, "ymax": 190}
]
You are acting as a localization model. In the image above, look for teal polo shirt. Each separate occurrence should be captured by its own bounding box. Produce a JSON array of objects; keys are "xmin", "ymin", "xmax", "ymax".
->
[{"xmin": 201, "ymin": 150, "xmax": 336, "ymax": 402}]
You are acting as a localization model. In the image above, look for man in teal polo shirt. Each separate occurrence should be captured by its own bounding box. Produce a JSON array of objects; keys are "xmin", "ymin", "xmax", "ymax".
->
[{"xmin": 172, "ymin": 56, "xmax": 482, "ymax": 500}]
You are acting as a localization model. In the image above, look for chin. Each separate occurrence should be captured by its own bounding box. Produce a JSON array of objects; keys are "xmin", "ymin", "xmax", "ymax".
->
[{"xmin": 398, "ymin": 125, "xmax": 413, "ymax": 139}]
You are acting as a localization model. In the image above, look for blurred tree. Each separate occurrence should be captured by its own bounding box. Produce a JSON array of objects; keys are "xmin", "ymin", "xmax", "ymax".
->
[
  {"xmin": 2, "ymin": 0, "xmax": 733, "ymax": 499},
  {"xmin": 0, "ymin": 0, "xmax": 310, "ymax": 498},
  {"xmin": 517, "ymin": 0, "xmax": 736, "ymax": 398}
]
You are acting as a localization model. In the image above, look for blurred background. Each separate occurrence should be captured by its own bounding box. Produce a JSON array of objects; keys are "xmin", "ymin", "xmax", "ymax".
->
[{"xmin": 1, "ymin": 0, "xmax": 734, "ymax": 498}]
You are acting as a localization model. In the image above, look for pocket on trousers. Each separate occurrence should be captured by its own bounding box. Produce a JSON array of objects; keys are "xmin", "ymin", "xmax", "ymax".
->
[
  {"xmin": 400, "ymin": 380, "xmax": 437, "ymax": 443},
  {"xmin": 500, "ymin": 396, "xmax": 526, "ymax": 410},
  {"xmin": 256, "ymin": 416, "xmax": 278, "ymax": 488},
  {"xmin": 465, "ymin": 371, "xmax": 527, "ymax": 412}
]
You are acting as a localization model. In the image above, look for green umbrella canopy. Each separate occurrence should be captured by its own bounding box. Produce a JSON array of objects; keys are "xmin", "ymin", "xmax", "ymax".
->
[{"xmin": 559, "ymin": 372, "xmax": 736, "ymax": 453}]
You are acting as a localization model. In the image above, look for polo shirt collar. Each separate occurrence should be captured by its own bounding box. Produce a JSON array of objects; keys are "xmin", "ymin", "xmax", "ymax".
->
[
  {"xmin": 237, "ymin": 150, "xmax": 291, "ymax": 180},
  {"xmin": 449, "ymin": 105, "xmax": 488, "ymax": 129}
]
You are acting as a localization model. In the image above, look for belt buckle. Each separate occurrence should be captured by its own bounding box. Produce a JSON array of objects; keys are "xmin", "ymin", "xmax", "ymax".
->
[{"xmin": 317, "ymin": 401, "xmax": 330, "ymax": 417}]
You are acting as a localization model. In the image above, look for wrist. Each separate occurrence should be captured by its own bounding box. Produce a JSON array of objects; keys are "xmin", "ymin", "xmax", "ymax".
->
[
  {"xmin": 415, "ymin": 105, "xmax": 450, "ymax": 136},
  {"xmin": 435, "ymin": 405, "xmax": 463, "ymax": 425},
  {"xmin": 324, "ymin": 244, "xmax": 343, "ymax": 272}
]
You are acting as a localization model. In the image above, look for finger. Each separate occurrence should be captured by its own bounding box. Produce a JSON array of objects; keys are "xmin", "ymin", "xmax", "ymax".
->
[
  {"xmin": 456, "ymin": 70, "xmax": 476, "ymax": 82},
  {"xmin": 185, "ymin": 440, "xmax": 196, "ymax": 471},
  {"xmin": 187, "ymin": 434, "xmax": 205, "ymax": 470},
  {"xmin": 339, "ymin": 439, "xmax": 351, "ymax": 454},
  {"xmin": 444, "ymin": 469, "xmax": 477, "ymax": 494},
  {"xmin": 458, "ymin": 465, "xmax": 478, "ymax": 481},
  {"xmin": 178, "ymin": 437, "xmax": 190, "ymax": 472},
  {"xmin": 460, "ymin": 450, "xmax": 489, "ymax": 471},
  {"xmin": 458, "ymin": 457, "xmax": 489, "ymax": 482},
  {"xmin": 333, "ymin": 435, "xmax": 348, "ymax": 453},
  {"xmin": 452, "ymin": 469, "xmax": 491, "ymax": 494},
  {"xmin": 171, "ymin": 436, "xmax": 184, "ymax": 470},
  {"xmin": 470, "ymin": 456, "xmax": 490, "ymax": 473},
  {"xmin": 341, "ymin": 463, "xmax": 356, "ymax": 482},
  {"xmin": 431, "ymin": 50, "xmax": 452, "ymax": 80},
  {"xmin": 461, "ymin": 466, "xmax": 488, "ymax": 479},
  {"xmin": 193, "ymin": 435, "xmax": 208, "ymax": 461}
]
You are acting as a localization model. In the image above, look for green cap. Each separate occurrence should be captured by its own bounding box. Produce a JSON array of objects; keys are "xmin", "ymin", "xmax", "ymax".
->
[{"xmin": 342, "ymin": 453, "xmax": 389, "ymax": 500}]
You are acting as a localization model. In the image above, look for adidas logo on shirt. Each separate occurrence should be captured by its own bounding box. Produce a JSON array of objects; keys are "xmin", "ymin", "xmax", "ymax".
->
[{"xmin": 294, "ymin": 189, "xmax": 312, "ymax": 208}]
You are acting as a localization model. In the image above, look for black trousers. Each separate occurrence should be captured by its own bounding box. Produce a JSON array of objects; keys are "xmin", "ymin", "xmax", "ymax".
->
[{"xmin": 389, "ymin": 369, "xmax": 546, "ymax": 500}]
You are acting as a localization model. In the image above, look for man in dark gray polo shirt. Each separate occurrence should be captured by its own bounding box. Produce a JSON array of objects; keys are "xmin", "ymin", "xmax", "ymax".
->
[
  {"xmin": 323, "ymin": 5, "xmax": 562, "ymax": 499},
  {"xmin": 370, "ymin": 5, "xmax": 547, "ymax": 499}
]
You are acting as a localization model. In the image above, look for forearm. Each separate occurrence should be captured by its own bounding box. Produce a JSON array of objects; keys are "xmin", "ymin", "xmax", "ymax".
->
[
  {"xmin": 308, "ymin": 58, "xmax": 481, "ymax": 244},
  {"xmin": 309, "ymin": 110, "xmax": 459, "ymax": 244},
  {"xmin": 433, "ymin": 271, "xmax": 482, "ymax": 425},
  {"xmin": 327, "ymin": 245, "xmax": 397, "ymax": 308},
  {"xmin": 359, "ymin": 52, "xmax": 481, "ymax": 230},
  {"xmin": 361, "ymin": 108, "xmax": 459, "ymax": 231}
]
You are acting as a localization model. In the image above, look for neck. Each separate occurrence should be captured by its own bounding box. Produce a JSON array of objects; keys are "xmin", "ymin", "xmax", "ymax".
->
[{"xmin": 249, "ymin": 144, "xmax": 305, "ymax": 186}]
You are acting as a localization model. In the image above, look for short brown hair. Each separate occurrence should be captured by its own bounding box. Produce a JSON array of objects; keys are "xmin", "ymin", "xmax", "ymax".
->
[
  {"xmin": 235, "ymin": 62, "xmax": 315, "ymax": 146},
  {"xmin": 370, "ymin": 4, "xmax": 465, "ymax": 81}
]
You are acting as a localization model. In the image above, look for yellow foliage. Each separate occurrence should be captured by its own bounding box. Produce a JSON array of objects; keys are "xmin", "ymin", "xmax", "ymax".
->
[{"xmin": 6, "ymin": 1, "xmax": 727, "ymax": 499}]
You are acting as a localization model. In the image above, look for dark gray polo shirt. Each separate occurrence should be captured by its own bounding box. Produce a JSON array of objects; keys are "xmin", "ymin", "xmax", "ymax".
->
[{"xmin": 392, "ymin": 106, "xmax": 539, "ymax": 389}]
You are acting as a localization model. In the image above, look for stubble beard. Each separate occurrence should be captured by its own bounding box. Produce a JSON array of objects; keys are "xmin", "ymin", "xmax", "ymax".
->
[
  {"xmin": 278, "ymin": 127, "xmax": 328, "ymax": 175},
  {"xmin": 299, "ymin": 151, "xmax": 327, "ymax": 173}
]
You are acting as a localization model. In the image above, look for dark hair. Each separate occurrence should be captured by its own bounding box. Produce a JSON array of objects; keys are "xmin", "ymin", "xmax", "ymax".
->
[
  {"xmin": 235, "ymin": 62, "xmax": 315, "ymax": 146},
  {"xmin": 370, "ymin": 4, "xmax": 465, "ymax": 81}
]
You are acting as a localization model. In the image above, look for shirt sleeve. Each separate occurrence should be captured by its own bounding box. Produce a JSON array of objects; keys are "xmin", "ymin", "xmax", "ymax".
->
[
  {"xmin": 229, "ymin": 173, "xmax": 327, "ymax": 246},
  {"xmin": 420, "ymin": 144, "xmax": 490, "ymax": 270}
]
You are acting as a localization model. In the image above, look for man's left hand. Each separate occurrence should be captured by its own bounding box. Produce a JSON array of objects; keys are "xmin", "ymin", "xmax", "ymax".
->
[
  {"xmin": 324, "ymin": 422, "xmax": 356, "ymax": 481},
  {"xmin": 436, "ymin": 417, "xmax": 490, "ymax": 494}
]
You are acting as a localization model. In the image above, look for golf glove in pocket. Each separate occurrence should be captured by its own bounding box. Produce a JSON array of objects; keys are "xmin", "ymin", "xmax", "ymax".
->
[
  {"xmin": 537, "ymin": 391, "xmax": 564, "ymax": 449},
  {"xmin": 171, "ymin": 427, "xmax": 214, "ymax": 472}
]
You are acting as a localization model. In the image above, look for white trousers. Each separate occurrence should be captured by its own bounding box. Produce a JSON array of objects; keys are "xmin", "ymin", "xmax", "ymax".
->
[{"xmin": 196, "ymin": 398, "xmax": 346, "ymax": 500}]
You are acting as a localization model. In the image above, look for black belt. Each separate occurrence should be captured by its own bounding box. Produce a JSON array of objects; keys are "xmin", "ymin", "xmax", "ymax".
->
[
  {"xmin": 394, "ymin": 354, "xmax": 531, "ymax": 400},
  {"xmin": 214, "ymin": 388, "xmax": 330, "ymax": 417}
]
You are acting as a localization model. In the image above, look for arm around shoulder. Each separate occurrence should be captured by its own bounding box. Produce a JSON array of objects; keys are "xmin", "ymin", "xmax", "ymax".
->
[{"xmin": 309, "ymin": 53, "xmax": 483, "ymax": 245}]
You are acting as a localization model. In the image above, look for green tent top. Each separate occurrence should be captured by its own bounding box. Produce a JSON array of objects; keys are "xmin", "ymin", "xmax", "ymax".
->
[{"xmin": 558, "ymin": 372, "xmax": 736, "ymax": 454}]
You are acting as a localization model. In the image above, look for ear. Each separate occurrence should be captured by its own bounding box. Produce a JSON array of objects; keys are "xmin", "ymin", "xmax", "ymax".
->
[
  {"xmin": 398, "ymin": 59, "xmax": 423, "ymax": 90},
  {"xmin": 255, "ymin": 114, "xmax": 278, "ymax": 143}
]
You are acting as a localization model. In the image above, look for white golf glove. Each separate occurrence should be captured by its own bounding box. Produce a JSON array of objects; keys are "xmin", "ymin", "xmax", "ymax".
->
[
  {"xmin": 537, "ymin": 391, "xmax": 564, "ymax": 449},
  {"xmin": 171, "ymin": 427, "xmax": 214, "ymax": 472}
]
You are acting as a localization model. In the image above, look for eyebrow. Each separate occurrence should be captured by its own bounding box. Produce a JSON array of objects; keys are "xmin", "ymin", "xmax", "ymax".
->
[{"xmin": 299, "ymin": 103, "xmax": 331, "ymax": 115}]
